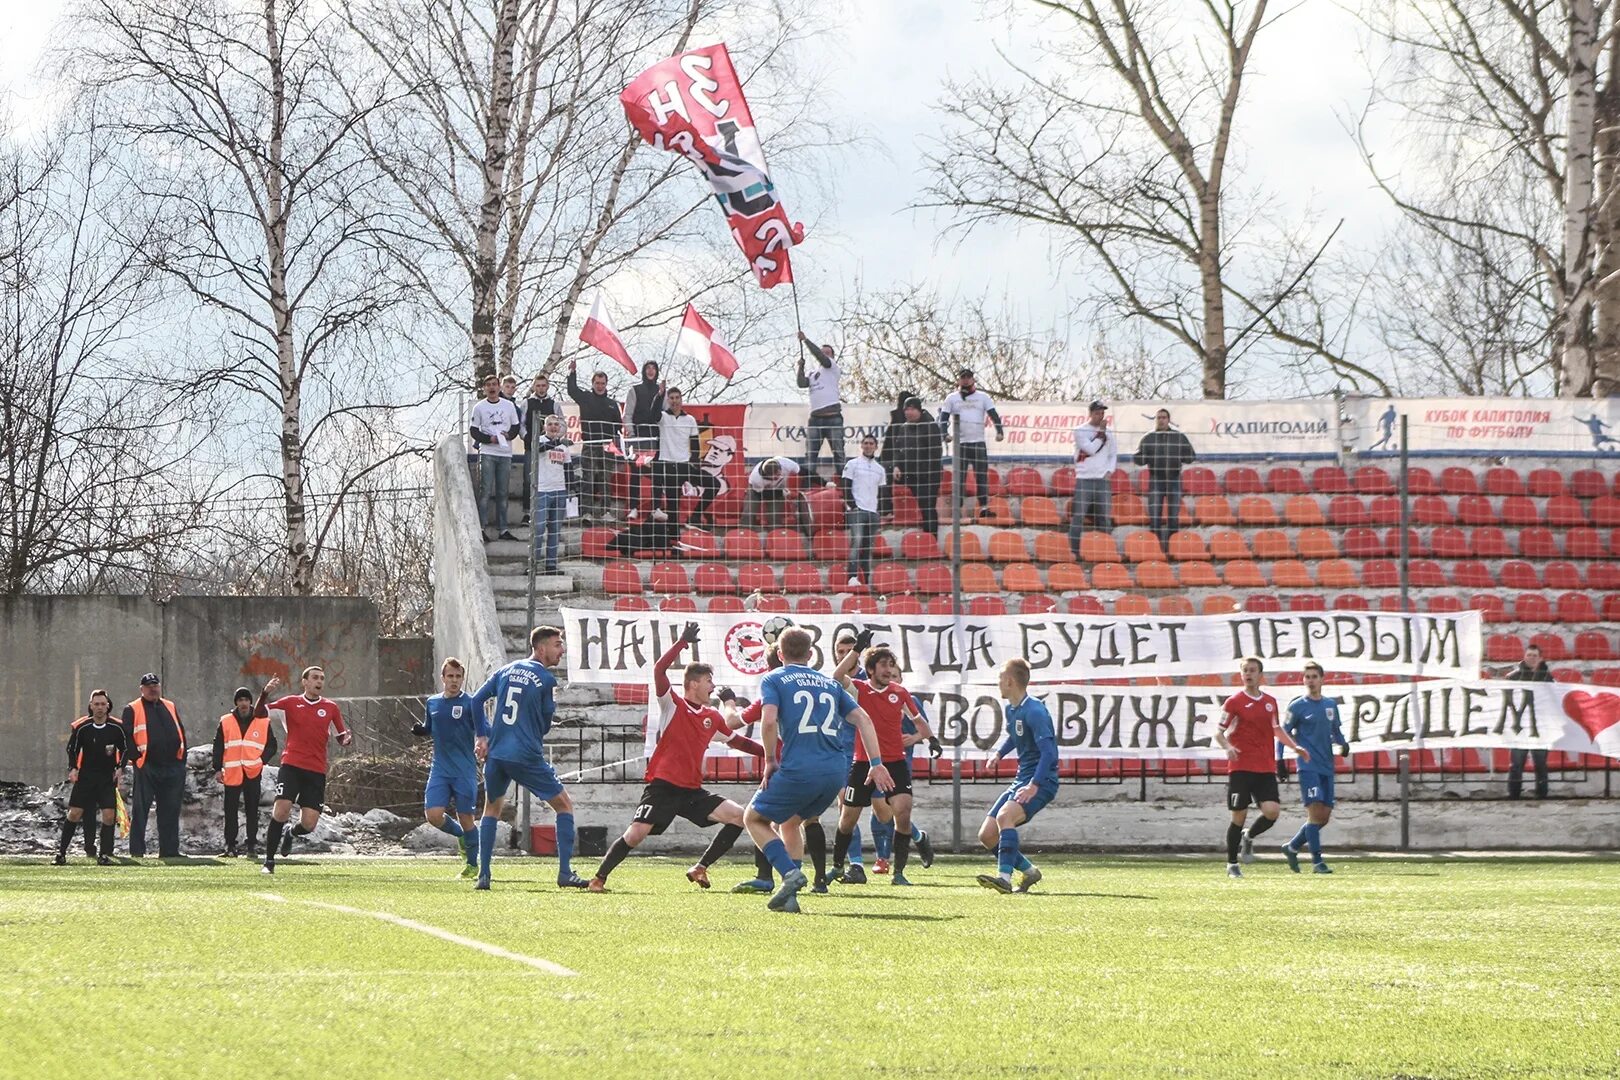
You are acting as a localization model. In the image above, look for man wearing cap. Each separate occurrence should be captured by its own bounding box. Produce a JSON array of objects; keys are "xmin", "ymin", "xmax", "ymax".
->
[
  {"xmin": 938, "ymin": 369, "xmax": 1005, "ymax": 520},
  {"xmin": 211, "ymin": 686, "xmax": 279, "ymax": 857},
  {"xmin": 120, "ymin": 673, "xmax": 188, "ymax": 858},
  {"xmin": 1070, "ymin": 400, "xmax": 1118, "ymax": 554},
  {"xmin": 1134, "ymin": 407, "xmax": 1196, "ymax": 550}
]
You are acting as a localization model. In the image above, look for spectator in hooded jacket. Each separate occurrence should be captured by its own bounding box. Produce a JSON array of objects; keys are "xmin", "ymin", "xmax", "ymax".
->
[
  {"xmin": 566, "ymin": 360, "xmax": 623, "ymax": 519},
  {"xmin": 623, "ymin": 361, "xmax": 665, "ymax": 521},
  {"xmin": 1133, "ymin": 407, "xmax": 1196, "ymax": 550},
  {"xmin": 883, "ymin": 394, "xmax": 943, "ymax": 534}
]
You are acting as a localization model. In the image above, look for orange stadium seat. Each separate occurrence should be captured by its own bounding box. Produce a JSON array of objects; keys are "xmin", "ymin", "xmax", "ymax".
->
[
  {"xmin": 1223, "ymin": 561, "xmax": 1266, "ymax": 588},
  {"xmin": 1048, "ymin": 562, "xmax": 1089, "ymax": 591},
  {"xmin": 946, "ymin": 531, "xmax": 987, "ymax": 562},
  {"xmin": 1441, "ymin": 467, "xmax": 1480, "ymax": 496},
  {"xmin": 738, "ymin": 563, "xmax": 777, "ymax": 592},
  {"xmin": 1284, "ymin": 495, "xmax": 1325, "ymax": 526},
  {"xmin": 1272, "ymin": 561, "xmax": 1314, "ymax": 588},
  {"xmin": 959, "ymin": 563, "xmax": 999, "ymax": 593},
  {"xmin": 1158, "ymin": 595, "xmax": 1195, "ymax": 615},
  {"xmin": 1223, "ymin": 467, "xmax": 1263, "ymax": 494},
  {"xmin": 1079, "ymin": 532, "xmax": 1121, "ymax": 563},
  {"xmin": 1483, "ymin": 466, "xmax": 1524, "ymax": 496},
  {"xmin": 988, "ymin": 530, "xmax": 1030, "ymax": 562},
  {"xmin": 1179, "ymin": 562, "xmax": 1220, "ymax": 587},
  {"xmin": 1296, "ymin": 527, "xmax": 1339, "ymax": 559},
  {"xmin": 1114, "ymin": 594, "xmax": 1152, "ymax": 616},
  {"xmin": 1003, "ymin": 563, "xmax": 1044, "ymax": 592},
  {"xmin": 1091, "ymin": 563, "xmax": 1134, "ymax": 590},
  {"xmin": 1202, "ymin": 594, "xmax": 1240, "ymax": 614},
  {"xmin": 1034, "ymin": 532, "xmax": 1073, "ymax": 564},
  {"xmin": 1020, "ymin": 495, "xmax": 1061, "ymax": 527},
  {"xmin": 901, "ymin": 530, "xmax": 943, "ymax": 561},
  {"xmin": 1266, "ymin": 466, "xmax": 1308, "ymax": 493},
  {"xmin": 1317, "ymin": 559, "xmax": 1359, "ymax": 588},
  {"xmin": 1237, "ymin": 496, "xmax": 1278, "ymax": 526},
  {"xmin": 1194, "ymin": 496, "xmax": 1234, "ymax": 526},
  {"xmin": 1251, "ymin": 530, "xmax": 1294, "ymax": 560},
  {"xmin": 603, "ymin": 560, "xmax": 642, "ymax": 594},
  {"xmin": 1067, "ymin": 595, "xmax": 1105, "ymax": 615},
  {"xmin": 1354, "ymin": 466, "xmax": 1395, "ymax": 494},
  {"xmin": 1208, "ymin": 530, "xmax": 1250, "ymax": 561},
  {"xmin": 1136, "ymin": 561, "xmax": 1178, "ymax": 589},
  {"xmin": 1114, "ymin": 493, "xmax": 1148, "ymax": 526},
  {"xmin": 1124, "ymin": 531, "xmax": 1166, "ymax": 562},
  {"xmin": 1019, "ymin": 594, "xmax": 1058, "ymax": 614},
  {"xmin": 982, "ymin": 496, "xmax": 1017, "ymax": 526}
]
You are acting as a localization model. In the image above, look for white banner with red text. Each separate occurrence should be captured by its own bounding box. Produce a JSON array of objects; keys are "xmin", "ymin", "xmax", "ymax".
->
[{"xmin": 559, "ymin": 607, "xmax": 1483, "ymax": 689}]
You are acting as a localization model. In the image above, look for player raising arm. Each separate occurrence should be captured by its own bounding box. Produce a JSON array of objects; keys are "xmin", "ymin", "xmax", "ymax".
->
[
  {"xmin": 1213, "ymin": 656, "xmax": 1309, "ymax": 878},
  {"xmin": 468, "ymin": 626, "xmax": 586, "ymax": 891},
  {"xmin": 1279, "ymin": 662, "xmax": 1349, "ymax": 875},
  {"xmin": 589, "ymin": 623, "xmax": 765, "ymax": 892},
  {"xmin": 744, "ymin": 627, "xmax": 891, "ymax": 914},
  {"xmin": 977, "ymin": 659, "xmax": 1058, "ymax": 894},
  {"xmin": 262, "ymin": 668, "xmax": 353, "ymax": 875}
]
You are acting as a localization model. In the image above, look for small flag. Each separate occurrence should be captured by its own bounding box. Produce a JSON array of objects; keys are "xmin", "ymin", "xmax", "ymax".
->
[
  {"xmin": 677, "ymin": 304, "xmax": 739, "ymax": 379},
  {"xmin": 579, "ymin": 293, "xmax": 637, "ymax": 375},
  {"xmin": 115, "ymin": 790, "xmax": 130, "ymax": 839}
]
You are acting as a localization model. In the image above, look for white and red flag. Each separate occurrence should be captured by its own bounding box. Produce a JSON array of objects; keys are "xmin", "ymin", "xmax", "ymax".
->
[
  {"xmin": 677, "ymin": 304, "xmax": 739, "ymax": 379},
  {"xmin": 620, "ymin": 44, "xmax": 804, "ymax": 289},
  {"xmin": 578, "ymin": 292, "xmax": 637, "ymax": 375}
]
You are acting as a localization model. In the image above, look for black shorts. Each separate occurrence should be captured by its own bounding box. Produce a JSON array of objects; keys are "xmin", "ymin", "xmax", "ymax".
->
[
  {"xmin": 844, "ymin": 758, "xmax": 913, "ymax": 807},
  {"xmin": 1226, "ymin": 770, "xmax": 1280, "ymax": 811},
  {"xmin": 275, "ymin": 764, "xmax": 328, "ymax": 811},
  {"xmin": 632, "ymin": 780, "xmax": 727, "ymax": 835},
  {"xmin": 69, "ymin": 777, "xmax": 117, "ymax": 811}
]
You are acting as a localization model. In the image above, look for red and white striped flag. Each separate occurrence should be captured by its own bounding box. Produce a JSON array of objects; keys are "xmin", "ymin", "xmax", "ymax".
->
[
  {"xmin": 578, "ymin": 293, "xmax": 637, "ymax": 375},
  {"xmin": 677, "ymin": 304, "xmax": 739, "ymax": 379}
]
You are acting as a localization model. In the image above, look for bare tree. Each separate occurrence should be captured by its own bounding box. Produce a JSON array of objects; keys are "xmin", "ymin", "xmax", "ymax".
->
[
  {"xmin": 922, "ymin": 0, "xmax": 1373, "ymax": 399},
  {"xmin": 75, "ymin": 0, "xmax": 423, "ymax": 592},
  {"xmin": 0, "ymin": 107, "xmax": 214, "ymax": 594}
]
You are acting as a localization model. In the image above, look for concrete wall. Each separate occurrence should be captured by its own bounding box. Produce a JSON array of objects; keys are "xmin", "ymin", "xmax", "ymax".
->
[
  {"xmin": 432, "ymin": 434, "xmax": 508, "ymax": 684},
  {"xmin": 379, "ymin": 636, "xmax": 434, "ymax": 695},
  {"xmin": 0, "ymin": 595, "xmax": 379, "ymax": 786}
]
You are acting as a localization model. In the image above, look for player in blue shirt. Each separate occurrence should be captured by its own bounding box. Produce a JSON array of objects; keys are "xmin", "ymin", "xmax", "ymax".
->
[
  {"xmin": 977, "ymin": 658, "xmax": 1058, "ymax": 894},
  {"xmin": 413, "ymin": 657, "xmax": 481, "ymax": 878},
  {"xmin": 467, "ymin": 625, "xmax": 587, "ymax": 891},
  {"xmin": 745, "ymin": 627, "xmax": 891, "ymax": 914},
  {"xmin": 1279, "ymin": 661, "xmax": 1349, "ymax": 874}
]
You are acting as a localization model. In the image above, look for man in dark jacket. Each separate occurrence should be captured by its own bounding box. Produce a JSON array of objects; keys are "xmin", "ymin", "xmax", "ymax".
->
[
  {"xmin": 566, "ymin": 361, "xmax": 623, "ymax": 518},
  {"xmin": 623, "ymin": 361, "xmax": 665, "ymax": 521},
  {"xmin": 1133, "ymin": 407, "xmax": 1197, "ymax": 550},
  {"xmin": 1502, "ymin": 644, "xmax": 1554, "ymax": 799},
  {"xmin": 882, "ymin": 394, "xmax": 944, "ymax": 534}
]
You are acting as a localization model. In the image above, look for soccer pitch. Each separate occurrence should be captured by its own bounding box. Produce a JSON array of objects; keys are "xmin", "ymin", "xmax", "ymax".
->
[{"xmin": 2, "ymin": 855, "xmax": 1616, "ymax": 1079}]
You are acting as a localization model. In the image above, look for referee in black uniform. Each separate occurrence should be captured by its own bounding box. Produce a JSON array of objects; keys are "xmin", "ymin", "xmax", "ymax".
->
[{"xmin": 56, "ymin": 690, "xmax": 130, "ymax": 865}]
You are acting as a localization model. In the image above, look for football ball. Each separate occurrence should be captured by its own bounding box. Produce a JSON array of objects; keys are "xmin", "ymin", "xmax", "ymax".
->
[{"xmin": 761, "ymin": 616, "xmax": 794, "ymax": 647}]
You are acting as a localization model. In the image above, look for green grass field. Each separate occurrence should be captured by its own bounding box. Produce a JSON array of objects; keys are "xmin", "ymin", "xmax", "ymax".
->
[{"xmin": 2, "ymin": 852, "xmax": 1616, "ymax": 1079}]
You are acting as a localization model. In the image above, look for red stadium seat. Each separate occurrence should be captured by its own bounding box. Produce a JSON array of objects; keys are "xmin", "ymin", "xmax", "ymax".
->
[
  {"xmin": 1412, "ymin": 495, "xmax": 1454, "ymax": 526},
  {"xmin": 1441, "ymin": 467, "xmax": 1480, "ymax": 495},
  {"xmin": 1426, "ymin": 595, "xmax": 1462, "ymax": 613},
  {"xmin": 1311, "ymin": 465, "xmax": 1351, "ymax": 493},
  {"xmin": 1556, "ymin": 592, "xmax": 1598, "ymax": 623},
  {"xmin": 1361, "ymin": 560, "xmax": 1399, "ymax": 588},
  {"xmin": 1516, "ymin": 527, "xmax": 1559, "ymax": 559},
  {"xmin": 693, "ymin": 563, "xmax": 734, "ymax": 595},
  {"xmin": 1410, "ymin": 559, "xmax": 1446, "ymax": 588},
  {"xmin": 1527, "ymin": 468, "xmax": 1566, "ymax": 497},
  {"xmin": 1593, "ymin": 496, "xmax": 1620, "ymax": 526},
  {"xmin": 1332, "ymin": 594, "xmax": 1369, "ymax": 611},
  {"xmin": 1483, "ymin": 466, "xmax": 1524, "ymax": 496},
  {"xmin": 765, "ymin": 528, "xmax": 809, "ymax": 562},
  {"xmin": 1500, "ymin": 496, "xmax": 1540, "ymax": 527},
  {"xmin": 580, "ymin": 527, "xmax": 616, "ymax": 559},
  {"xmin": 1366, "ymin": 495, "xmax": 1402, "ymax": 525},
  {"xmin": 1500, "ymin": 561, "xmax": 1541, "ymax": 590},
  {"xmin": 1456, "ymin": 495, "xmax": 1496, "ymax": 526},
  {"xmin": 648, "ymin": 561, "xmax": 690, "ymax": 593},
  {"xmin": 1575, "ymin": 631, "xmax": 1615, "ymax": 660},
  {"xmin": 603, "ymin": 560, "xmax": 642, "ymax": 594},
  {"xmin": 1429, "ymin": 527, "xmax": 1469, "ymax": 559},
  {"xmin": 886, "ymin": 594, "xmax": 924, "ymax": 615},
  {"xmin": 659, "ymin": 596, "xmax": 698, "ymax": 612},
  {"xmin": 1513, "ymin": 593, "xmax": 1551, "ymax": 624},
  {"xmin": 1109, "ymin": 469, "xmax": 1135, "ymax": 496},
  {"xmin": 1544, "ymin": 561, "xmax": 1582, "ymax": 590},
  {"xmin": 1343, "ymin": 527, "xmax": 1385, "ymax": 558},
  {"xmin": 1450, "ymin": 561, "xmax": 1493, "ymax": 589},
  {"xmin": 1379, "ymin": 595, "xmax": 1415, "ymax": 613},
  {"xmin": 1223, "ymin": 467, "xmax": 1264, "ymax": 494},
  {"xmin": 1384, "ymin": 527, "xmax": 1427, "ymax": 557},
  {"xmin": 1245, "ymin": 594, "xmax": 1283, "ymax": 613},
  {"xmin": 811, "ymin": 529, "xmax": 850, "ymax": 563},
  {"xmin": 796, "ymin": 596, "xmax": 832, "ymax": 615},
  {"xmin": 1529, "ymin": 632, "xmax": 1569, "ymax": 661},
  {"xmin": 1266, "ymin": 466, "xmax": 1307, "ymax": 493},
  {"xmin": 723, "ymin": 528, "xmax": 765, "ymax": 560},
  {"xmin": 738, "ymin": 563, "xmax": 778, "ymax": 592},
  {"xmin": 781, "ymin": 562, "xmax": 822, "ymax": 593},
  {"xmin": 1004, "ymin": 465, "xmax": 1045, "ymax": 496},
  {"xmin": 968, "ymin": 596, "xmax": 1008, "ymax": 616},
  {"xmin": 1019, "ymin": 594, "xmax": 1058, "ymax": 614},
  {"xmin": 613, "ymin": 595, "xmax": 651, "ymax": 611},
  {"xmin": 1546, "ymin": 494, "xmax": 1588, "ymax": 527},
  {"xmin": 1328, "ymin": 494, "xmax": 1368, "ymax": 527},
  {"xmin": 1587, "ymin": 564, "xmax": 1620, "ymax": 590},
  {"xmin": 1604, "ymin": 595, "xmax": 1620, "ymax": 622},
  {"xmin": 1066, "ymin": 595, "xmax": 1105, "ymax": 615},
  {"xmin": 1182, "ymin": 466, "xmax": 1220, "ymax": 495},
  {"xmin": 869, "ymin": 562, "xmax": 912, "ymax": 596},
  {"xmin": 1406, "ymin": 467, "xmax": 1439, "ymax": 494},
  {"xmin": 804, "ymin": 485, "xmax": 845, "ymax": 530},
  {"xmin": 1566, "ymin": 527, "xmax": 1607, "ymax": 559},
  {"xmin": 705, "ymin": 596, "xmax": 744, "ymax": 613},
  {"xmin": 1485, "ymin": 634, "xmax": 1523, "ymax": 663},
  {"xmin": 1354, "ymin": 465, "xmax": 1395, "ymax": 494},
  {"xmin": 842, "ymin": 595, "xmax": 879, "ymax": 614},
  {"xmin": 1048, "ymin": 465, "xmax": 1076, "ymax": 496},
  {"xmin": 1595, "ymin": 668, "xmax": 1620, "ymax": 686},
  {"xmin": 913, "ymin": 563, "xmax": 953, "ymax": 595},
  {"xmin": 1469, "ymin": 594, "xmax": 1508, "ymax": 623},
  {"xmin": 1570, "ymin": 469, "xmax": 1609, "ymax": 498},
  {"xmin": 1288, "ymin": 593, "xmax": 1327, "ymax": 611}
]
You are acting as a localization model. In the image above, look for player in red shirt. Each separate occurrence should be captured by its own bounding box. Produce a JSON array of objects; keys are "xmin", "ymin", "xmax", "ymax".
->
[
  {"xmin": 588, "ymin": 623, "xmax": 763, "ymax": 892},
  {"xmin": 828, "ymin": 639, "xmax": 938, "ymax": 886},
  {"xmin": 260, "ymin": 667, "xmax": 352, "ymax": 875},
  {"xmin": 1213, "ymin": 656, "xmax": 1308, "ymax": 878}
]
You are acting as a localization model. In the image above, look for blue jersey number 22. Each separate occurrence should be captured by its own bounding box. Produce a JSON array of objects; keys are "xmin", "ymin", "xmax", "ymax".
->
[{"xmin": 793, "ymin": 690, "xmax": 840, "ymax": 736}]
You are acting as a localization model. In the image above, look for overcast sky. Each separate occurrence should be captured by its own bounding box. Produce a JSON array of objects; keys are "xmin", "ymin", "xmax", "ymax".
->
[{"xmin": 2, "ymin": 0, "xmax": 1400, "ymax": 399}]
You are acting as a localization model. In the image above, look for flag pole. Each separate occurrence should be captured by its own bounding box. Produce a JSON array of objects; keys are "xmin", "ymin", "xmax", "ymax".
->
[{"xmin": 790, "ymin": 275, "xmax": 805, "ymax": 361}]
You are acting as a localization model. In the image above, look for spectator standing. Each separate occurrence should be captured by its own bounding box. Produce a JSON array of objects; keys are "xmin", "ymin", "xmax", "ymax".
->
[
  {"xmin": 211, "ymin": 687, "xmax": 278, "ymax": 857},
  {"xmin": 531, "ymin": 414, "xmax": 575, "ymax": 574},
  {"xmin": 520, "ymin": 373, "xmax": 561, "ymax": 526},
  {"xmin": 937, "ymin": 368, "xmax": 1005, "ymax": 520},
  {"xmin": 883, "ymin": 395, "xmax": 943, "ymax": 534},
  {"xmin": 469, "ymin": 374, "xmax": 522, "ymax": 541},
  {"xmin": 653, "ymin": 388, "xmax": 707, "ymax": 525},
  {"xmin": 121, "ymin": 673, "xmax": 187, "ymax": 858},
  {"xmin": 1504, "ymin": 644, "xmax": 1554, "ymax": 799},
  {"xmin": 624, "ymin": 361, "xmax": 666, "ymax": 521},
  {"xmin": 1069, "ymin": 400, "xmax": 1117, "ymax": 554},
  {"xmin": 746, "ymin": 455, "xmax": 801, "ymax": 529},
  {"xmin": 566, "ymin": 362, "xmax": 623, "ymax": 519},
  {"xmin": 842, "ymin": 434, "xmax": 886, "ymax": 588},
  {"xmin": 796, "ymin": 331, "xmax": 844, "ymax": 482},
  {"xmin": 1133, "ymin": 407, "xmax": 1196, "ymax": 550}
]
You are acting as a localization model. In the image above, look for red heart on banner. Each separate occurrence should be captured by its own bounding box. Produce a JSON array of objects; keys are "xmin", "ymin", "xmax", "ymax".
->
[{"xmin": 1563, "ymin": 691, "xmax": 1620, "ymax": 741}]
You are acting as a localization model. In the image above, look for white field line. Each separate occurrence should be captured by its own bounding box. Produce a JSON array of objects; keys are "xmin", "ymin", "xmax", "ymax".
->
[{"xmin": 254, "ymin": 892, "xmax": 576, "ymax": 976}]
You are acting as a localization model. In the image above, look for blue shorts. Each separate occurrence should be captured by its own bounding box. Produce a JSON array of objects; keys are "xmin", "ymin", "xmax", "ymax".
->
[
  {"xmin": 1298, "ymin": 769, "xmax": 1335, "ymax": 808},
  {"xmin": 748, "ymin": 769, "xmax": 844, "ymax": 825},
  {"xmin": 484, "ymin": 756, "xmax": 564, "ymax": 803},
  {"xmin": 988, "ymin": 777, "xmax": 1060, "ymax": 823},
  {"xmin": 424, "ymin": 772, "xmax": 478, "ymax": 814}
]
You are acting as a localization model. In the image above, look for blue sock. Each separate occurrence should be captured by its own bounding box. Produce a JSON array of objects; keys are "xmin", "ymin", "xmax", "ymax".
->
[
  {"xmin": 762, "ymin": 838, "xmax": 795, "ymax": 876},
  {"xmin": 1304, "ymin": 823, "xmax": 1323, "ymax": 861},
  {"xmin": 555, "ymin": 812, "xmax": 576, "ymax": 879},
  {"xmin": 436, "ymin": 816, "xmax": 464, "ymax": 838},
  {"xmin": 870, "ymin": 814, "xmax": 894, "ymax": 858},
  {"xmin": 910, "ymin": 823, "xmax": 924, "ymax": 841},
  {"xmin": 1015, "ymin": 854, "xmax": 1033, "ymax": 873},
  {"xmin": 1288, "ymin": 824, "xmax": 1310, "ymax": 852},
  {"xmin": 997, "ymin": 827, "xmax": 1020, "ymax": 877},
  {"xmin": 478, "ymin": 816, "xmax": 497, "ymax": 879},
  {"xmin": 847, "ymin": 825, "xmax": 863, "ymax": 865}
]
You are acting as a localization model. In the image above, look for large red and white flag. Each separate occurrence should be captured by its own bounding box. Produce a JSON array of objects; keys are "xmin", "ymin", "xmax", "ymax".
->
[
  {"xmin": 677, "ymin": 304, "xmax": 739, "ymax": 379},
  {"xmin": 620, "ymin": 44, "xmax": 804, "ymax": 289},
  {"xmin": 578, "ymin": 292, "xmax": 637, "ymax": 375}
]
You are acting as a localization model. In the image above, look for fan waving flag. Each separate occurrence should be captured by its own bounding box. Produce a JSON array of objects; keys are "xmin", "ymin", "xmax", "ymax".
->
[
  {"xmin": 678, "ymin": 304, "xmax": 739, "ymax": 379},
  {"xmin": 620, "ymin": 44, "xmax": 804, "ymax": 289},
  {"xmin": 579, "ymin": 293, "xmax": 637, "ymax": 375}
]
